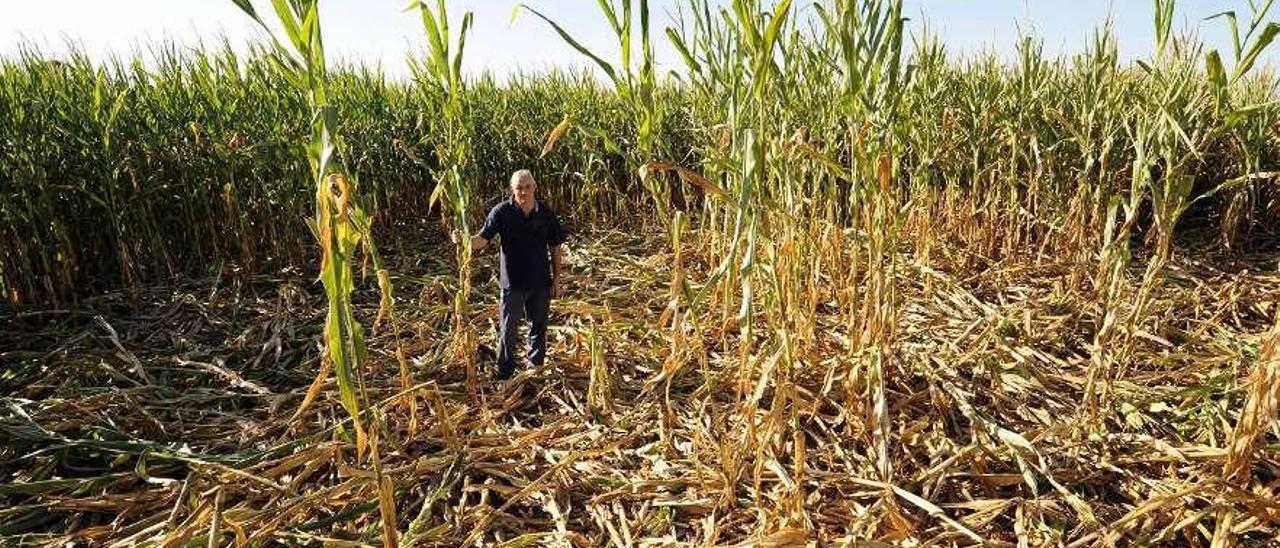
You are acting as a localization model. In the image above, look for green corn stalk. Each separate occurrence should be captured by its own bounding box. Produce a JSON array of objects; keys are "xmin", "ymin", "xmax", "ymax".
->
[
  {"xmin": 1083, "ymin": 118, "xmax": 1149, "ymax": 421},
  {"xmin": 410, "ymin": 0, "xmax": 478, "ymax": 390},
  {"xmin": 673, "ymin": 9, "xmax": 786, "ymax": 306},
  {"xmin": 226, "ymin": 0, "xmax": 398, "ymax": 545},
  {"xmin": 664, "ymin": 0, "xmax": 795, "ymax": 335},
  {"xmin": 817, "ymin": 0, "xmax": 908, "ymax": 486},
  {"xmin": 1065, "ymin": 22, "xmax": 1125, "ymax": 272},
  {"xmin": 1140, "ymin": 0, "xmax": 1277, "ymax": 267},
  {"xmin": 660, "ymin": 0, "xmax": 797, "ymax": 511}
]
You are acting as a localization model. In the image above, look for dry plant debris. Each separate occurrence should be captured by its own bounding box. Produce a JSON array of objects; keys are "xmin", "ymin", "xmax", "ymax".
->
[{"xmin": 3, "ymin": 230, "xmax": 1278, "ymax": 546}]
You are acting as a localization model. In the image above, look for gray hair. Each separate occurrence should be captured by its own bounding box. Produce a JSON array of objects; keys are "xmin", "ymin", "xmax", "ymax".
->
[{"xmin": 510, "ymin": 169, "xmax": 536, "ymax": 187}]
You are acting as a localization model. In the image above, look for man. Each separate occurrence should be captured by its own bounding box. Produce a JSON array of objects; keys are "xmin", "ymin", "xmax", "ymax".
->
[{"xmin": 468, "ymin": 170, "xmax": 566, "ymax": 380}]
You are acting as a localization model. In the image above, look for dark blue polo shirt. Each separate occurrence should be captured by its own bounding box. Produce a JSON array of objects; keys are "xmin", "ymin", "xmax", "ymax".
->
[{"xmin": 479, "ymin": 199, "xmax": 566, "ymax": 290}]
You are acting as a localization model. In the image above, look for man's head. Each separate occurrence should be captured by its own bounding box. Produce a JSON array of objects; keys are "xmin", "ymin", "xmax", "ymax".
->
[{"xmin": 510, "ymin": 169, "xmax": 537, "ymax": 208}]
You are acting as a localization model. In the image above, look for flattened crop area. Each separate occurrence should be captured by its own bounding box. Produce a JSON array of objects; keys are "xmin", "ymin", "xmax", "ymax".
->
[{"xmin": 3, "ymin": 230, "xmax": 1278, "ymax": 546}]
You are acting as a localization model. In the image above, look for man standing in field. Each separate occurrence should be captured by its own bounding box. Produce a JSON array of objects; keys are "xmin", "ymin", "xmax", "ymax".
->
[{"xmin": 467, "ymin": 170, "xmax": 567, "ymax": 380}]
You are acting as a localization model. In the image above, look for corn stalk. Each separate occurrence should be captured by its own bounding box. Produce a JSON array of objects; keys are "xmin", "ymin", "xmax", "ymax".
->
[
  {"xmin": 227, "ymin": 1, "xmax": 398, "ymax": 545},
  {"xmin": 410, "ymin": 0, "xmax": 478, "ymax": 396},
  {"xmin": 812, "ymin": 0, "xmax": 909, "ymax": 484}
]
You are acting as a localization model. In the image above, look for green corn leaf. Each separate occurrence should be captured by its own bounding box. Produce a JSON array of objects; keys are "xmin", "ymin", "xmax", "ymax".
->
[
  {"xmin": 1157, "ymin": 106, "xmax": 1196, "ymax": 156},
  {"xmin": 1231, "ymin": 100, "xmax": 1280, "ymax": 117},
  {"xmin": 640, "ymin": 0, "xmax": 653, "ymax": 77},
  {"xmin": 350, "ymin": 319, "xmax": 369, "ymax": 381},
  {"xmin": 319, "ymin": 233, "xmax": 357, "ymax": 421},
  {"xmin": 102, "ymin": 88, "xmax": 129, "ymax": 151},
  {"xmin": 762, "ymin": 0, "xmax": 794, "ymax": 52},
  {"xmin": 428, "ymin": 178, "xmax": 448, "ymax": 211},
  {"xmin": 516, "ymin": 4, "xmax": 621, "ymax": 87},
  {"xmin": 229, "ymin": 0, "xmax": 263, "ymax": 25},
  {"xmin": 1235, "ymin": 22, "xmax": 1279, "ymax": 80},
  {"xmin": 1205, "ymin": 49, "xmax": 1227, "ymax": 104},
  {"xmin": 585, "ymin": 125, "xmax": 623, "ymax": 156},
  {"xmin": 596, "ymin": 0, "xmax": 621, "ymax": 35},
  {"xmin": 451, "ymin": 12, "xmax": 474, "ymax": 95},
  {"xmin": 813, "ymin": 3, "xmax": 834, "ymax": 44},
  {"xmin": 1154, "ymin": 0, "xmax": 1175, "ymax": 56},
  {"xmin": 666, "ymin": 28, "xmax": 702, "ymax": 74},
  {"xmin": 620, "ymin": 0, "xmax": 633, "ymax": 78},
  {"xmin": 270, "ymin": 0, "xmax": 306, "ymax": 52},
  {"xmin": 1223, "ymin": 99, "xmax": 1280, "ymax": 128},
  {"xmin": 1193, "ymin": 171, "xmax": 1280, "ymax": 207},
  {"xmin": 91, "ymin": 70, "xmax": 103, "ymax": 113},
  {"xmin": 134, "ymin": 449, "xmax": 150, "ymax": 480},
  {"xmin": 732, "ymin": 0, "xmax": 760, "ymax": 50},
  {"xmin": 418, "ymin": 3, "xmax": 449, "ymax": 82},
  {"xmin": 0, "ymin": 478, "xmax": 92, "ymax": 497},
  {"xmin": 436, "ymin": 0, "xmax": 451, "ymax": 57},
  {"xmin": 1206, "ymin": 11, "xmax": 1242, "ymax": 59},
  {"xmin": 301, "ymin": 3, "xmax": 320, "ymax": 50},
  {"xmin": 267, "ymin": 50, "xmax": 304, "ymax": 87},
  {"xmin": 326, "ymin": 307, "xmax": 360, "ymax": 421}
]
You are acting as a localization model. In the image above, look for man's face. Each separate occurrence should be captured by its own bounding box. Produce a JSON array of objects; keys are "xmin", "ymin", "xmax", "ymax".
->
[{"xmin": 512, "ymin": 176, "xmax": 536, "ymax": 206}]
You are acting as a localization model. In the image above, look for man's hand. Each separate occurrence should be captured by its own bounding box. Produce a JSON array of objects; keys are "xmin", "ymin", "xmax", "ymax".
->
[{"xmin": 450, "ymin": 230, "xmax": 489, "ymax": 257}]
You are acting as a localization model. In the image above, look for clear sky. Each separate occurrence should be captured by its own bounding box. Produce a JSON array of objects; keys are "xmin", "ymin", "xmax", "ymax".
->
[{"xmin": 3, "ymin": 1, "xmax": 1276, "ymax": 78}]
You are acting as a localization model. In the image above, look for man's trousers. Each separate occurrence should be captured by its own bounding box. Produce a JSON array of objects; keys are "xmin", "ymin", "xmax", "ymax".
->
[{"xmin": 496, "ymin": 286, "xmax": 550, "ymax": 378}]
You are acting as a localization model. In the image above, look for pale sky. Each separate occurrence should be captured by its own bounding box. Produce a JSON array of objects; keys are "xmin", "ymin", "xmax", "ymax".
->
[{"xmin": 2, "ymin": 1, "xmax": 1276, "ymax": 78}]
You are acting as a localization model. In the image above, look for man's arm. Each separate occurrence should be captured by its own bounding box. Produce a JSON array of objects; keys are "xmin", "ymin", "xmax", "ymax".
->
[
  {"xmin": 466, "ymin": 205, "xmax": 501, "ymax": 256},
  {"xmin": 450, "ymin": 231, "xmax": 488, "ymax": 252}
]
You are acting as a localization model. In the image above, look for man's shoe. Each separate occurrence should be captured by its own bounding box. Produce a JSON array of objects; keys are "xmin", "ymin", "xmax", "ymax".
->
[{"xmin": 476, "ymin": 344, "xmax": 497, "ymax": 368}]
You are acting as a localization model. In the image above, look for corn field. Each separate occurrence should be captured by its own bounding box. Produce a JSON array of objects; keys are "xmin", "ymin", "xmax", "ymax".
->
[{"xmin": 2, "ymin": 0, "xmax": 1280, "ymax": 546}]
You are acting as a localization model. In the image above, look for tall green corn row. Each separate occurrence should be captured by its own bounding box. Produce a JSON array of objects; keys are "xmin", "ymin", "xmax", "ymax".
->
[
  {"xmin": 0, "ymin": 48, "xmax": 676, "ymax": 306},
  {"xmin": 5, "ymin": 1, "xmax": 1277, "ymax": 309}
]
